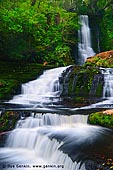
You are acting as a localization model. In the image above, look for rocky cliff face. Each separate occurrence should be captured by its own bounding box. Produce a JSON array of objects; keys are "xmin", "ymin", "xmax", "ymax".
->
[{"xmin": 61, "ymin": 66, "xmax": 104, "ymax": 103}]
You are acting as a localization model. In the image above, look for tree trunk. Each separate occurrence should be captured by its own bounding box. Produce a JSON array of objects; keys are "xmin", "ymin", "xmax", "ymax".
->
[{"xmin": 55, "ymin": 13, "xmax": 60, "ymax": 25}]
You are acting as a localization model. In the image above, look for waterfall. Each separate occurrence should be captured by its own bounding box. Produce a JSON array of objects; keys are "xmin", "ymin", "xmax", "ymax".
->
[
  {"xmin": 0, "ymin": 113, "xmax": 89, "ymax": 170},
  {"xmin": 100, "ymin": 68, "xmax": 113, "ymax": 98},
  {"xmin": 9, "ymin": 66, "xmax": 70, "ymax": 107},
  {"xmin": 78, "ymin": 15, "xmax": 95, "ymax": 65},
  {"xmin": 1, "ymin": 66, "xmax": 113, "ymax": 170}
]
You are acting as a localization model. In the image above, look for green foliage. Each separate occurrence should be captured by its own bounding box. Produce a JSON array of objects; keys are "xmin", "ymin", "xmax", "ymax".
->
[
  {"xmin": 0, "ymin": 0, "xmax": 78, "ymax": 65},
  {"xmin": 102, "ymin": 9, "xmax": 113, "ymax": 50},
  {"xmin": 0, "ymin": 0, "xmax": 113, "ymax": 64},
  {"xmin": 89, "ymin": 112, "xmax": 113, "ymax": 129},
  {"xmin": 95, "ymin": 83, "xmax": 103, "ymax": 97},
  {"xmin": 0, "ymin": 79, "xmax": 18, "ymax": 99},
  {"xmin": 0, "ymin": 61, "xmax": 52, "ymax": 100}
]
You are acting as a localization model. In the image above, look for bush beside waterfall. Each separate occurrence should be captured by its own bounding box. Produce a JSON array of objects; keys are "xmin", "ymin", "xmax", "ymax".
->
[
  {"xmin": 0, "ymin": 0, "xmax": 78, "ymax": 66},
  {"xmin": 0, "ymin": 61, "xmax": 53, "ymax": 100},
  {"xmin": 88, "ymin": 111, "xmax": 113, "ymax": 129}
]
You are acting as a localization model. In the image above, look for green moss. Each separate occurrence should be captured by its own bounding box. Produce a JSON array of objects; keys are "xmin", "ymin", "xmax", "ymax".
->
[
  {"xmin": 83, "ymin": 62, "xmax": 95, "ymax": 67},
  {"xmin": 88, "ymin": 112, "xmax": 113, "ymax": 129},
  {"xmin": 67, "ymin": 66, "xmax": 100, "ymax": 98},
  {"xmin": 0, "ymin": 111, "xmax": 20, "ymax": 132},
  {"xmin": 95, "ymin": 83, "xmax": 103, "ymax": 97},
  {"xmin": 67, "ymin": 66, "xmax": 81, "ymax": 95}
]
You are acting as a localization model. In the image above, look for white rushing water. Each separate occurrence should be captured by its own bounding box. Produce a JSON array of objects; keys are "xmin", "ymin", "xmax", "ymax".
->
[
  {"xmin": 9, "ymin": 66, "xmax": 70, "ymax": 107},
  {"xmin": 0, "ymin": 113, "xmax": 111, "ymax": 170},
  {"xmin": 101, "ymin": 68, "xmax": 113, "ymax": 98},
  {"xmin": 0, "ymin": 113, "xmax": 88, "ymax": 170},
  {"xmin": 1, "ymin": 66, "xmax": 113, "ymax": 170},
  {"xmin": 78, "ymin": 15, "xmax": 95, "ymax": 65}
]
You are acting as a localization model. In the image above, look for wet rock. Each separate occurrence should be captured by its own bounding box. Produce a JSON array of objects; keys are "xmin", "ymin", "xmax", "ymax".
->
[
  {"xmin": 85, "ymin": 160, "xmax": 97, "ymax": 170},
  {"xmin": 0, "ymin": 131, "xmax": 10, "ymax": 147}
]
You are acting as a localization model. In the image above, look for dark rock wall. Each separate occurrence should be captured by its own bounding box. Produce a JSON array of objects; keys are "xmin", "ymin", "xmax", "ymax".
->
[{"xmin": 61, "ymin": 66, "xmax": 104, "ymax": 99}]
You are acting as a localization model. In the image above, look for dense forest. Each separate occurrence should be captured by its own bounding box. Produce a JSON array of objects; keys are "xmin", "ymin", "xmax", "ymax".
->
[{"xmin": 0, "ymin": 0, "xmax": 113, "ymax": 66}]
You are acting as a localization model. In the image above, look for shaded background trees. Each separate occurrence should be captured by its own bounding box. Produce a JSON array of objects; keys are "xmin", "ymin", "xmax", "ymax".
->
[
  {"xmin": 0, "ymin": 0, "xmax": 78, "ymax": 65},
  {"xmin": 0, "ymin": 0, "xmax": 113, "ymax": 65}
]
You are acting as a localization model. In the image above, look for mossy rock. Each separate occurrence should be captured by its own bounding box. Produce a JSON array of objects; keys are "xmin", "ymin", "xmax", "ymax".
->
[
  {"xmin": 85, "ymin": 50, "xmax": 113, "ymax": 68},
  {"xmin": 64, "ymin": 65, "xmax": 102, "ymax": 100},
  {"xmin": 0, "ymin": 111, "xmax": 20, "ymax": 133},
  {"xmin": 88, "ymin": 112, "xmax": 113, "ymax": 129}
]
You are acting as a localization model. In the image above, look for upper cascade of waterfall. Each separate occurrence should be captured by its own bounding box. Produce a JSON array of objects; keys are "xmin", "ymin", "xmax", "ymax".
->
[
  {"xmin": 78, "ymin": 15, "xmax": 95, "ymax": 65},
  {"xmin": 9, "ymin": 66, "xmax": 71, "ymax": 107}
]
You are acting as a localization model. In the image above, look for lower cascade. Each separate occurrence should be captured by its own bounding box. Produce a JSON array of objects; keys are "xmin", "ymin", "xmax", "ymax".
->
[
  {"xmin": 0, "ymin": 113, "xmax": 112, "ymax": 170},
  {"xmin": 0, "ymin": 67, "xmax": 113, "ymax": 170}
]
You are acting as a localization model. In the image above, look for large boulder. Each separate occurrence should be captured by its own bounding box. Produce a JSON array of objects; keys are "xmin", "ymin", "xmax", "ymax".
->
[
  {"xmin": 88, "ymin": 109, "xmax": 113, "ymax": 129},
  {"xmin": 61, "ymin": 66, "xmax": 104, "ymax": 106},
  {"xmin": 85, "ymin": 50, "xmax": 113, "ymax": 67}
]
